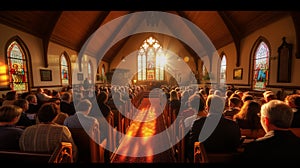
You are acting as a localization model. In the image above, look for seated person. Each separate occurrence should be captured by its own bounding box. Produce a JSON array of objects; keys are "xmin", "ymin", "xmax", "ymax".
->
[
  {"xmin": 223, "ymin": 96, "xmax": 242, "ymax": 120},
  {"xmin": 182, "ymin": 94, "xmax": 207, "ymax": 163},
  {"xmin": 64, "ymin": 99, "xmax": 100, "ymax": 144},
  {"xmin": 60, "ymin": 92, "xmax": 76, "ymax": 116},
  {"xmin": 25, "ymin": 94, "xmax": 40, "ymax": 119},
  {"xmin": 262, "ymin": 90, "xmax": 276, "ymax": 104},
  {"xmin": 13, "ymin": 99, "xmax": 36, "ymax": 128},
  {"xmin": 2, "ymin": 91, "xmax": 18, "ymax": 106},
  {"xmin": 89, "ymin": 91, "xmax": 112, "ymax": 142},
  {"xmin": 187, "ymin": 95, "xmax": 241, "ymax": 162},
  {"xmin": 0, "ymin": 105, "xmax": 24, "ymax": 150},
  {"xmin": 233, "ymin": 100, "xmax": 262, "ymax": 130},
  {"xmin": 35, "ymin": 87, "xmax": 52, "ymax": 104},
  {"xmin": 233, "ymin": 100, "xmax": 263, "ymax": 139},
  {"xmin": 182, "ymin": 93, "xmax": 207, "ymax": 130},
  {"xmin": 241, "ymin": 100, "xmax": 300, "ymax": 163},
  {"xmin": 241, "ymin": 94, "xmax": 254, "ymax": 103},
  {"xmin": 285, "ymin": 94, "xmax": 300, "ymax": 128},
  {"xmin": 19, "ymin": 103, "xmax": 78, "ymax": 162},
  {"xmin": 47, "ymin": 98, "xmax": 68, "ymax": 125}
]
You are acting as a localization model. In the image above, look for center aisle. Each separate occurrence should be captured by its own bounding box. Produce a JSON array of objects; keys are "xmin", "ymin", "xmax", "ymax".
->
[{"xmin": 110, "ymin": 97, "xmax": 177, "ymax": 163}]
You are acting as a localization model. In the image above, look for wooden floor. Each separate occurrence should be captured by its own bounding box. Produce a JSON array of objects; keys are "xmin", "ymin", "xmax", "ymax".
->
[{"xmin": 110, "ymin": 97, "xmax": 177, "ymax": 163}]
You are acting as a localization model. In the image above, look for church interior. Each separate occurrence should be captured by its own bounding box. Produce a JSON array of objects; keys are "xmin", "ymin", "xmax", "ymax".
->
[{"xmin": 0, "ymin": 11, "xmax": 300, "ymax": 164}]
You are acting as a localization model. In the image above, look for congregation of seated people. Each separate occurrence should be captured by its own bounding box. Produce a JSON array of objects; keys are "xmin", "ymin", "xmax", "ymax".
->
[
  {"xmin": 1, "ymin": 83, "xmax": 300, "ymax": 164},
  {"xmin": 0, "ymin": 84, "xmax": 144, "ymax": 163},
  {"xmin": 159, "ymin": 85, "xmax": 300, "ymax": 163}
]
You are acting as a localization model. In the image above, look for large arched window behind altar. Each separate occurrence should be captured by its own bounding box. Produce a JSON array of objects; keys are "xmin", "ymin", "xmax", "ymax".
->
[
  {"xmin": 7, "ymin": 41, "xmax": 29, "ymax": 92},
  {"xmin": 137, "ymin": 36, "xmax": 165, "ymax": 81}
]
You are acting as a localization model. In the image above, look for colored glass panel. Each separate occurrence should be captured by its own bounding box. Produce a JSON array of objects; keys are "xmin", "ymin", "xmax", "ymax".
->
[
  {"xmin": 220, "ymin": 55, "xmax": 226, "ymax": 84},
  {"xmin": 137, "ymin": 36, "xmax": 164, "ymax": 81},
  {"xmin": 61, "ymin": 54, "xmax": 69, "ymax": 85},
  {"xmin": 253, "ymin": 41, "xmax": 269, "ymax": 91},
  {"xmin": 7, "ymin": 41, "xmax": 28, "ymax": 91}
]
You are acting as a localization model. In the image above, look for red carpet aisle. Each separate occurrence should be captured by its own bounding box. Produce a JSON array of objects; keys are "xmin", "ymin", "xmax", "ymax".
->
[{"xmin": 110, "ymin": 97, "xmax": 177, "ymax": 163}]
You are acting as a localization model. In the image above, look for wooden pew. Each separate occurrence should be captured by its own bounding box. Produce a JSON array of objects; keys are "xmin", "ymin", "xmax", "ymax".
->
[
  {"xmin": 241, "ymin": 128, "xmax": 300, "ymax": 139},
  {"xmin": 240, "ymin": 128, "xmax": 265, "ymax": 139},
  {"xmin": 289, "ymin": 128, "xmax": 300, "ymax": 138},
  {"xmin": 69, "ymin": 128, "xmax": 106, "ymax": 163},
  {"xmin": 0, "ymin": 142, "xmax": 73, "ymax": 163},
  {"xmin": 175, "ymin": 118, "xmax": 187, "ymax": 163},
  {"xmin": 194, "ymin": 142, "xmax": 241, "ymax": 163}
]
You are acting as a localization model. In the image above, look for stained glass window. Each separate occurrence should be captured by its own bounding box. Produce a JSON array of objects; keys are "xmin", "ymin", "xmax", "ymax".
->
[
  {"xmin": 253, "ymin": 41, "xmax": 270, "ymax": 91},
  {"xmin": 7, "ymin": 41, "xmax": 28, "ymax": 91},
  {"xmin": 220, "ymin": 54, "xmax": 227, "ymax": 84},
  {"xmin": 102, "ymin": 65, "xmax": 105, "ymax": 76},
  {"xmin": 137, "ymin": 37, "xmax": 165, "ymax": 81},
  {"xmin": 61, "ymin": 54, "xmax": 69, "ymax": 85},
  {"xmin": 88, "ymin": 61, "xmax": 92, "ymax": 83}
]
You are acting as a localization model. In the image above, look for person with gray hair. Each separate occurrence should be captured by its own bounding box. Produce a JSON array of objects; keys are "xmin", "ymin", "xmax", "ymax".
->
[
  {"xmin": 64, "ymin": 99, "xmax": 99, "ymax": 131},
  {"xmin": 241, "ymin": 100, "xmax": 300, "ymax": 163},
  {"xmin": 187, "ymin": 94, "xmax": 241, "ymax": 162},
  {"xmin": 63, "ymin": 99, "xmax": 100, "ymax": 143}
]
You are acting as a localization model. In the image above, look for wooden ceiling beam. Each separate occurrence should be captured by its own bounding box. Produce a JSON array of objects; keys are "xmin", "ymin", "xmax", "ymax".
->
[
  {"xmin": 77, "ymin": 11, "xmax": 110, "ymax": 52},
  {"xmin": 291, "ymin": 12, "xmax": 300, "ymax": 59},
  {"xmin": 99, "ymin": 11, "xmax": 141, "ymax": 64},
  {"xmin": 175, "ymin": 11, "xmax": 201, "ymax": 71},
  {"xmin": 79, "ymin": 11, "xmax": 135, "ymax": 71},
  {"xmin": 43, "ymin": 11, "xmax": 62, "ymax": 68},
  {"xmin": 218, "ymin": 11, "xmax": 241, "ymax": 67}
]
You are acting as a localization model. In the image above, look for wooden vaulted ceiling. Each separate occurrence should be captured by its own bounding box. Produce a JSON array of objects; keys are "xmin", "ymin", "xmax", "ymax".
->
[{"xmin": 0, "ymin": 11, "xmax": 298, "ymax": 66}]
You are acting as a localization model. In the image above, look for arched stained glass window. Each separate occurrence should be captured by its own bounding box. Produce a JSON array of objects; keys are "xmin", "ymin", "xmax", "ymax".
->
[
  {"xmin": 137, "ymin": 36, "xmax": 165, "ymax": 81},
  {"xmin": 220, "ymin": 54, "xmax": 227, "ymax": 84},
  {"xmin": 203, "ymin": 64, "xmax": 209, "ymax": 80},
  {"xmin": 7, "ymin": 41, "xmax": 28, "ymax": 91},
  {"xmin": 252, "ymin": 41, "xmax": 270, "ymax": 91},
  {"xmin": 61, "ymin": 54, "xmax": 69, "ymax": 85},
  {"xmin": 102, "ymin": 65, "xmax": 105, "ymax": 76},
  {"xmin": 88, "ymin": 61, "xmax": 92, "ymax": 83},
  {"xmin": 101, "ymin": 65, "xmax": 106, "ymax": 81}
]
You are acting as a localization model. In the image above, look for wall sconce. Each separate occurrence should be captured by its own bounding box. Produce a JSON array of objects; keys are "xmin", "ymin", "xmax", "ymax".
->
[{"xmin": 184, "ymin": 56, "xmax": 190, "ymax": 62}]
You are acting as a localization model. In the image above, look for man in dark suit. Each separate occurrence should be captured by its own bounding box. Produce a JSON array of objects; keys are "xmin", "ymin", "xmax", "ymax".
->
[
  {"xmin": 187, "ymin": 94, "xmax": 241, "ymax": 162},
  {"xmin": 241, "ymin": 100, "xmax": 300, "ymax": 164},
  {"xmin": 60, "ymin": 92, "xmax": 76, "ymax": 116}
]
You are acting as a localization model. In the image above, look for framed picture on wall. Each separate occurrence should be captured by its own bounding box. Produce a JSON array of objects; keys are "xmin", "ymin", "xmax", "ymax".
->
[
  {"xmin": 40, "ymin": 69, "xmax": 52, "ymax": 81},
  {"xmin": 77, "ymin": 73, "xmax": 83, "ymax": 81},
  {"xmin": 233, "ymin": 68, "xmax": 243, "ymax": 80}
]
